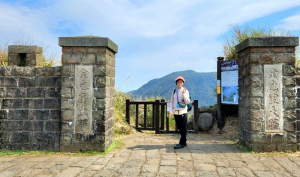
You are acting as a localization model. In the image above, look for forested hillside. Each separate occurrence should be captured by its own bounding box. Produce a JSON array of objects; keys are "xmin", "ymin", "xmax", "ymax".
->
[{"xmin": 129, "ymin": 70, "xmax": 217, "ymax": 106}]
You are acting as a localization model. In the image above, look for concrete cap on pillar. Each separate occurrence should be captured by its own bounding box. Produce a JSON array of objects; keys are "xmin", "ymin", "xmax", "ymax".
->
[
  {"xmin": 235, "ymin": 36, "xmax": 299, "ymax": 53},
  {"xmin": 58, "ymin": 35, "xmax": 118, "ymax": 53}
]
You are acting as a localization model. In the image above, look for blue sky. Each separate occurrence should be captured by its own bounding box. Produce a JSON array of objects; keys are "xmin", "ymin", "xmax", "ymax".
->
[{"xmin": 1, "ymin": 0, "xmax": 300, "ymax": 92}]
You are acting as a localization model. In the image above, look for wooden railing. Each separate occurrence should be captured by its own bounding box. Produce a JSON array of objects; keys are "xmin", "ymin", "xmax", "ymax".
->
[{"xmin": 125, "ymin": 99, "xmax": 199, "ymax": 134}]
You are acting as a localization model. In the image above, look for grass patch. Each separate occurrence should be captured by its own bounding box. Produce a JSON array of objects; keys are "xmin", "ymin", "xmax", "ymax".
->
[
  {"xmin": 0, "ymin": 141, "xmax": 124, "ymax": 156},
  {"xmin": 75, "ymin": 141, "xmax": 124, "ymax": 156},
  {"xmin": 235, "ymin": 141, "xmax": 257, "ymax": 154}
]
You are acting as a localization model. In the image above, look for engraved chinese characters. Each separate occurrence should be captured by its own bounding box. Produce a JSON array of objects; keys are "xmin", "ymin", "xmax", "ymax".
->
[
  {"xmin": 264, "ymin": 64, "xmax": 283, "ymax": 133},
  {"xmin": 75, "ymin": 66, "xmax": 93, "ymax": 133}
]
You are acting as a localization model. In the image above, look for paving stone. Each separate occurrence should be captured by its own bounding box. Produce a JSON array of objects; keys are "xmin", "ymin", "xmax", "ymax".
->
[
  {"xmin": 253, "ymin": 171, "xmax": 275, "ymax": 177},
  {"xmin": 234, "ymin": 168, "xmax": 255, "ymax": 177},
  {"xmin": 93, "ymin": 157, "xmax": 112, "ymax": 165},
  {"xmin": 230, "ymin": 160, "xmax": 247, "ymax": 168},
  {"xmin": 161, "ymin": 154, "xmax": 176, "ymax": 160},
  {"xmin": 215, "ymin": 159, "xmax": 230, "ymax": 167},
  {"xmin": 77, "ymin": 170, "xmax": 97, "ymax": 177},
  {"xmin": 87, "ymin": 164, "xmax": 105, "ymax": 171},
  {"xmin": 116, "ymin": 167, "xmax": 140, "ymax": 177},
  {"xmin": 6, "ymin": 161, "xmax": 37, "ymax": 171},
  {"xmin": 24, "ymin": 157, "xmax": 51, "ymax": 162},
  {"xmin": 259, "ymin": 157, "xmax": 291, "ymax": 176},
  {"xmin": 0, "ymin": 162, "xmax": 15, "ymax": 170},
  {"xmin": 122, "ymin": 160, "xmax": 144, "ymax": 168},
  {"xmin": 192, "ymin": 154, "xmax": 214, "ymax": 163},
  {"xmin": 288, "ymin": 156, "xmax": 300, "ymax": 167},
  {"xmin": 246, "ymin": 162, "xmax": 267, "ymax": 171},
  {"xmin": 48, "ymin": 157, "xmax": 84, "ymax": 174},
  {"xmin": 177, "ymin": 153, "xmax": 192, "ymax": 161},
  {"xmin": 159, "ymin": 165, "xmax": 177, "ymax": 174},
  {"xmin": 156, "ymin": 173, "xmax": 177, "ymax": 177},
  {"xmin": 217, "ymin": 167, "xmax": 236, "ymax": 176},
  {"xmin": 70, "ymin": 156, "xmax": 98, "ymax": 168},
  {"xmin": 177, "ymin": 170, "xmax": 195, "ymax": 177},
  {"xmin": 93, "ymin": 169, "xmax": 116, "ymax": 177},
  {"xmin": 0, "ymin": 157, "xmax": 16, "ymax": 162},
  {"xmin": 0, "ymin": 170, "xmax": 20, "ymax": 177},
  {"xmin": 33, "ymin": 162, "xmax": 56, "ymax": 169},
  {"xmin": 54, "ymin": 167, "xmax": 83, "ymax": 177},
  {"xmin": 102, "ymin": 162, "xmax": 123, "ymax": 171},
  {"xmin": 16, "ymin": 169, "xmax": 44, "ymax": 177},
  {"xmin": 194, "ymin": 162, "xmax": 216, "ymax": 172},
  {"xmin": 160, "ymin": 160, "xmax": 176, "ymax": 166},
  {"xmin": 140, "ymin": 173, "xmax": 156, "ymax": 177},
  {"xmin": 142, "ymin": 164, "xmax": 159, "ymax": 173},
  {"xmin": 195, "ymin": 171, "xmax": 219, "ymax": 177},
  {"xmin": 36, "ymin": 175, "xmax": 53, "ymax": 177},
  {"xmin": 273, "ymin": 156, "xmax": 300, "ymax": 176}
]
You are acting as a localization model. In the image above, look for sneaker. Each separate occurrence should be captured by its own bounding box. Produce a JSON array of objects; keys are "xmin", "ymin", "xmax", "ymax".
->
[
  {"xmin": 177, "ymin": 143, "xmax": 187, "ymax": 146},
  {"xmin": 174, "ymin": 144, "xmax": 184, "ymax": 149}
]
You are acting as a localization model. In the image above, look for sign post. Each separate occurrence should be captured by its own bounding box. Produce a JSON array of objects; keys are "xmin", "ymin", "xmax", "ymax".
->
[
  {"xmin": 217, "ymin": 57, "xmax": 239, "ymax": 132},
  {"xmin": 217, "ymin": 57, "xmax": 224, "ymax": 131}
]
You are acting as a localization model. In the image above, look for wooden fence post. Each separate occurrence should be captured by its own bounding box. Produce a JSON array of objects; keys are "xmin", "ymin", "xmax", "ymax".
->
[
  {"xmin": 155, "ymin": 100, "xmax": 160, "ymax": 134},
  {"xmin": 193, "ymin": 100, "xmax": 199, "ymax": 133},
  {"xmin": 126, "ymin": 99, "xmax": 130, "ymax": 125},
  {"xmin": 161, "ymin": 99, "xmax": 165, "ymax": 130}
]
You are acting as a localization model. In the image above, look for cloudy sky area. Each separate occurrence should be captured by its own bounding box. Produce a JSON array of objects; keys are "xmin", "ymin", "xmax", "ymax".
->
[{"xmin": 1, "ymin": 0, "xmax": 300, "ymax": 91}]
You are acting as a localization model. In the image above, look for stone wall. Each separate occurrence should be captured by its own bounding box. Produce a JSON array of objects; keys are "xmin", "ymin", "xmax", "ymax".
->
[
  {"xmin": 0, "ymin": 66, "xmax": 61, "ymax": 150},
  {"xmin": 0, "ymin": 36, "xmax": 118, "ymax": 152},
  {"xmin": 237, "ymin": 37, "xmax": 299, "ymax": 152}
]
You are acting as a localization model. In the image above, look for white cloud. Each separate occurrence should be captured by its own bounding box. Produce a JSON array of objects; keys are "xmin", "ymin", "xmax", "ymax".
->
[{"xmin": 277, "ymin": 13, "xmax": 300, "ymax": 31}]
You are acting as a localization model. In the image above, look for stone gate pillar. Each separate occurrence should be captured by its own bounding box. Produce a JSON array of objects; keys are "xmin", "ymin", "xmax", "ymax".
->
[
  {"xmin": 236, "ymin": 37, "xmax": 299, "ymax": 152},
  {"xmin": 58, "ymin": 36, "xmax": 117, "ymax": 152}
]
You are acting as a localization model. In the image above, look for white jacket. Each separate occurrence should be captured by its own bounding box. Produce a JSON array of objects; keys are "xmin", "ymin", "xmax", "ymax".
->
[{"xmin": 170, "ymin": 87, "xmax": 191, "ymax": 114}]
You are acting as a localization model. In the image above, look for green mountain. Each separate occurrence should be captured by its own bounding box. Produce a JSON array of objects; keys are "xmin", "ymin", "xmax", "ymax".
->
[{"xmin": 128, "ymin": 70, "xmax": 217, "ymax": 106}]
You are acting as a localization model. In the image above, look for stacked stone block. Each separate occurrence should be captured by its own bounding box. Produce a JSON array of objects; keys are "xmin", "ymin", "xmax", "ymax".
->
[
  {"xmin": 296, "ymin": 76, "xmax": 300, "ymax": 150},
  {"xmin": 237, "ymin": 37, "xmax": 299, "ymax": 152},
  {"xmin": 8, "ymin": 45, "xmax": 44, "ymax": 67},
  {"xmin": 59, "ymin": 36, "xmax": 117, "ymax": 152},
  {"xmin": 0, "ymin": 66, "xmax": 61, "ymax": 150}
]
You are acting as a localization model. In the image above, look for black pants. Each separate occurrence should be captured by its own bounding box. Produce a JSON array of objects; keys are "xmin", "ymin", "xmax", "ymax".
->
[{"xmin": 174, "ymin": 113, "xmax": 187, "ymax": 145}]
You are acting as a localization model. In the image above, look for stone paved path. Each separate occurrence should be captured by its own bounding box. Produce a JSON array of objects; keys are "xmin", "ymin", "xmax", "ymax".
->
[{"xmin": 1, "ymin": 133, "xmax": 300, "ymax": 177}]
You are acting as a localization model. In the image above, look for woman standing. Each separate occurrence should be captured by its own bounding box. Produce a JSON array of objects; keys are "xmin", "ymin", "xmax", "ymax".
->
[{"xmin": 169, "ymin": 76, "xmax": 191, "ymax": 149}]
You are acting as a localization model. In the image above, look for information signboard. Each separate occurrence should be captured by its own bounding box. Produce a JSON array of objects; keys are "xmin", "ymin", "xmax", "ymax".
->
[{"xmin": 221, "ymin": 60, "xmax": 238, "ymax": 104}]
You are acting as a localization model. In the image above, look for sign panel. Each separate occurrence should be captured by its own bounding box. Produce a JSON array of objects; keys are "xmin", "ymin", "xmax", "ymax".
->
[
  {"xmin": 221, "ymin": 60, "xmax": 238, "ymax": 104},
  {"xmin": 264, "ymin": 64, "xmax": 283, "ymax": 133},
  {"xmin": 74, "ymin": 66, "xmax": 93, "ymax": 133}
]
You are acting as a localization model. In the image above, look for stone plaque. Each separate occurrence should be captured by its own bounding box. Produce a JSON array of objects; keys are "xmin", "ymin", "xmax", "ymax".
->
[
  {"xmin": 264, "ymin": 64, "xmax": 283, "ymax": 133},
  {"xmin": 75, "ymin": 66, "xmax": 93, "ymax": 133}
]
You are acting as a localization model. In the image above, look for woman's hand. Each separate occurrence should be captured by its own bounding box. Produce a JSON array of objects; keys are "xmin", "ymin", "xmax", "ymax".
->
[{"xmin": 168, "ymin": 113, "xmax": 172, "ymax": 119}]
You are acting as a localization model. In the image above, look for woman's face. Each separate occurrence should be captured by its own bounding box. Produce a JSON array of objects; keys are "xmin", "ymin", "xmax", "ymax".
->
[{"xmin": 177, "ymin": 79, "xmax": 184, "ymax": 88}]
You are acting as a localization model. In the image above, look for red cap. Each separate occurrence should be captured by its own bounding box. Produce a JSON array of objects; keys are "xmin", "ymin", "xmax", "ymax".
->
[{"xmin": 175, "ymin": 76, "xmax": 185, "ymax": 83}]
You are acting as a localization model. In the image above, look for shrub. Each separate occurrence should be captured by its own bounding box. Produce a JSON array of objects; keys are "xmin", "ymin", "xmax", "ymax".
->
[{"xmin": 223, "ymin": 24, "xmax": 291, "ymax": 60}]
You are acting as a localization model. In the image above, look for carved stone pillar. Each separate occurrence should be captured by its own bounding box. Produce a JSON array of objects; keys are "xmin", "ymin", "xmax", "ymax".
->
[
  {"xmin": 236, "ymin": 37, "xmax": 299, "ymax": 152},
  {"xmin": 58, "ymin": 36, "xmax": 117, "ymax": 152}
]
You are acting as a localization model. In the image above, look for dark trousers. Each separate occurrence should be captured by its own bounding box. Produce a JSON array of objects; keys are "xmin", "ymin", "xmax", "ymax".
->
[{"xmin": 174, "ymin": 113, "xmax": 187, "ymax": 145}]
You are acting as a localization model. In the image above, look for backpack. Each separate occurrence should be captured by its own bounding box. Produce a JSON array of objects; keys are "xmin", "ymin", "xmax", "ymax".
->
[{"xmin": 173, "ymin": 88, "xmax": 193, "ymax": 112}]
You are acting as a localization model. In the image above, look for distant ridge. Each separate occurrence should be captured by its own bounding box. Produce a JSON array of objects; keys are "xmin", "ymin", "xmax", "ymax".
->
[{"xmin": 128, "ymin": 70, "xmax": 217, "ymax": 106}]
